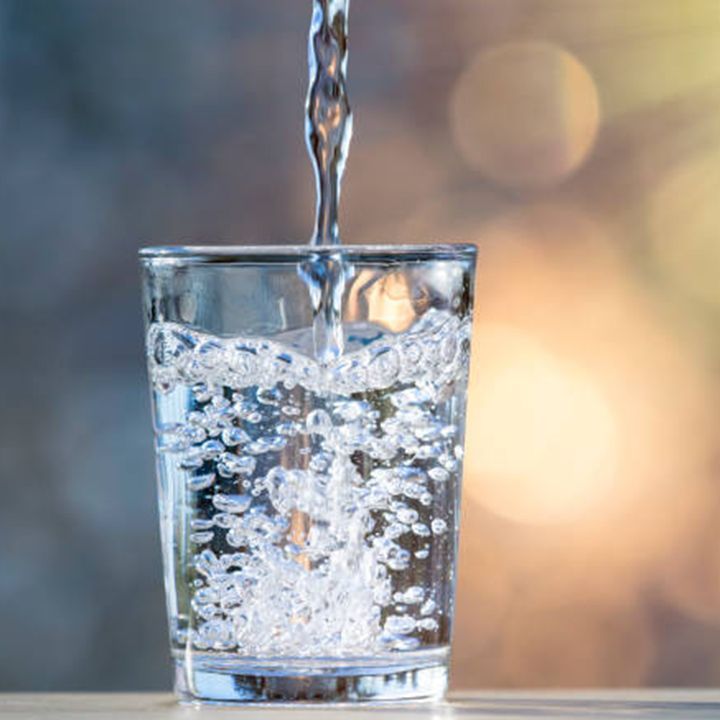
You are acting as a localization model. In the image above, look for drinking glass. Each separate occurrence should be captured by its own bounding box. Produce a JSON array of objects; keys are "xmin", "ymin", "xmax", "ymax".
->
[{"xmin": 140, "ymin": 244, "xmax": 477, "ymax": 704}]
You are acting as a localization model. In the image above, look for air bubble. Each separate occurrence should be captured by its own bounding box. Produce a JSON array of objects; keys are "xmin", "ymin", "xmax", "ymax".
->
[
  {"xmin": 401, "ymin": 340, "xmax": 422, "ymax": 366},
  {"xmin": 399, "ymin": 586, "xmax": 424, "ymax": 605},
  {"xmin": 194, "ymin": 587, "xmax": 218, "ymax": 605},
  {"xmin": 414, "ymin": 422, "xmax": 443, "ymax": 442},
  {"xmin": 385, "ymin": 523, "xmax": 408, "ymax": 540},
  {"xmin": 385, "ymin": 614, "xmax": 416, "ymax": 635},
  {"xmin": 431, "ymin": 518, "xmax": 448, "ymax": 535},
  {"xmin": 245, "ymin": 435, "xmax": 287, "ymax": 455},
  {"xmin": 212, "ymin": 494, "xmax": 253, "ymax": 514},
  {"xmin": 368, "ymin": 347, "xmax": 400, "ymax": 388},
  {"xmin": 307, "ymin": 409, "xmax": 332, "ymax": 436},
  {"xmin": 191, "ymin": 518, "xmax": 214, "ymax": 531},
  {"xmin": 333, "ymin": 400, "xmax": 367, "ymax": 421},
  {"xmin": 416, "ymin": 444, "xmax": 444, "ymax": 460},
  {"xmin": 194, "ymin": 549, "xmax": 222, "ymax": 578},
  {"xmin": 150, "ymin": 327, "xmax": 172, "ymax": 366},
  {"xmin": 198, "ymin": 342, "xmax": 224, "ymax": 370},
  {"xmin": 439, "ymin": 334, "xmax": 458, "ymax": 366},
  {"xmin": 401, "ymin": 482, "xmax": 424, "ymax": 500},
  {"xmin": 309, "ymin": 453, "xmax": 332, "ymax": 473},
  {"xmin": 332, "ymin": 356, "xmax": 367, "ymax": 393},
  {"xmin": 217, "ymin": 453, "xmax": 256, "ymax": 477},
  {"xmin": 182, "ymin": 425, "xmax": 207, "ymax": 445},
  {"xmin": 257, "ymin": 388, "xmax": 282, "ymax": 406},
  {"xmin": 195, "ymin": 619, "xmax": 233, "ymax": 648},
  {"xmin": 192, "ymin": 382, "xmax": 215, "ymax": 403},
  {"xmin": 276, "ymin": 421, "xmax": 301, "ymax": 437},
  {"xmin": 229, "ymin": 348, "xmax": 256, "ymax": 377},
  {"xmin": 190, "ymin": 531, "xmax": 215, "ymax": 545},
  {"xmin": 390, "ymin": 387, "xmax": 429, "ymax": 408},
  {"xmin": 200, "ymin": 440, "xmax": 224, "ymax": 460},
  {"xmin": 194, "ymin": 602, "xmax": 220, "ymax": 621},
  {"xmin": 221, "ymin": 427, "xmax": 250, "ymax": 447},
  {"xmin": 439, "ymin": 453, "xmax": 459, "ymax": 471},
  {"xmin": 386, "ymin": 547, "xmax": 411, "ymax": 571},
  {"xmin": 417, "ymin": 618, "xmax": 439, "ymax": 631},
  {"xmin": 396, "ymin": 508, "xmax": 419, "ymax": 525},
  {"xmin": 154, "ymin": 375, "xmax": 176, "ymax": 395},
  {"xmin": 188, "ymin": 474, "xmax": 216, "ymax": 492},
  {"xmin": 213, "ymin": 513, "xmax": 238, "ymax": 529},
  {"xmin": 179, "ymin": 451, "xmax": 204, "ymax": 471},
  {"xmin": 429, "ymin": 467, "xmax": 450, "ymax": 483},
  {"xmin": 150, "ymin": 326, "xmax": 195, "ymax": 367},
  {"xmin": 221, "ymin": 553, "xmax": 245, "ymax": 571}
]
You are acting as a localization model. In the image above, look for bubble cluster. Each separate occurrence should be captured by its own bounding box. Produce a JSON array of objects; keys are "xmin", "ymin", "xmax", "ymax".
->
[
  {"xmin": 147, "ymin": 309, "xmax": 469, "ymax": 397},
  {"xmin": 149, "ymin": 310, "xmax": 471, "ymax": 657}
]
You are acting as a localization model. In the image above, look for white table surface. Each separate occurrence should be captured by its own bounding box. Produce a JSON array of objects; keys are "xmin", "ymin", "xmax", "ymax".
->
[{"xmin": 2, "ymin": 691, "xmax": 720, "ymax": 719}]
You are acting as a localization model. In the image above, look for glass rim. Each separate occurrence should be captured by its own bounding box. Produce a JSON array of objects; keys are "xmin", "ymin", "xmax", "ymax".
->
[{"xmin": 139, "ymin": 243, "xmax": 477, "ymax": 266}]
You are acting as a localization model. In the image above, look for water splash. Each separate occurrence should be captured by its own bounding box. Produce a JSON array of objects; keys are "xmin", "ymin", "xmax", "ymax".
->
[{"xmin": 305, "ymin": 0, "xmax": 353, "ymax": 247}]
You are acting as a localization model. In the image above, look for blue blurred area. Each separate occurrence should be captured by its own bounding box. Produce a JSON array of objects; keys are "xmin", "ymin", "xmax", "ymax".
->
[{"xmin": 0, "ymin": 0, "xmax": 312, "ymax": 690}]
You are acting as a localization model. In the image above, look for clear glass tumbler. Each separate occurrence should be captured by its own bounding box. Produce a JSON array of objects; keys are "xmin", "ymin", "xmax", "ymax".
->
[{"xmin": 140, "ymin": 244, "xmax": 477, "ymax": 704}]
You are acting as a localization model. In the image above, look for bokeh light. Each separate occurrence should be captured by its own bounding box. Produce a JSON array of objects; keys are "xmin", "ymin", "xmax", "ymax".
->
[
  {"xmin": 587, "ymin": 24, "xmax": 720, "ymax": 120},
  {"xmin": 453, "ymin": 202, "xmax": 720, "ymax": 687},
  {"xmin": 450, "ymin": 42, "xmax": 600, "ymax": 189},
  {"xmin": 466, "ymin": 205, "xmax": 716, "ymax": 539},
  {"xmin": 466, "ymin": 324, "xmax": 617, "ymax": 525},
  {"xmin": 650, "ymin": 152, "xmax": 720, "ymax": 310}
]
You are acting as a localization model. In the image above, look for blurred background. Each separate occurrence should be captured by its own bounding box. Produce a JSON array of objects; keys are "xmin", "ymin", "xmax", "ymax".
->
[{"xmin": 1, "ymin": 0, "xmax": 720, "ymax": 691}]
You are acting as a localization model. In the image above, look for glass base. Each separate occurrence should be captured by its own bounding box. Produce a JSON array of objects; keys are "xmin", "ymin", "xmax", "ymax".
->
[{"xmin": 174, "ymin": 648, "xmax": 448, "ymax": 705}]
